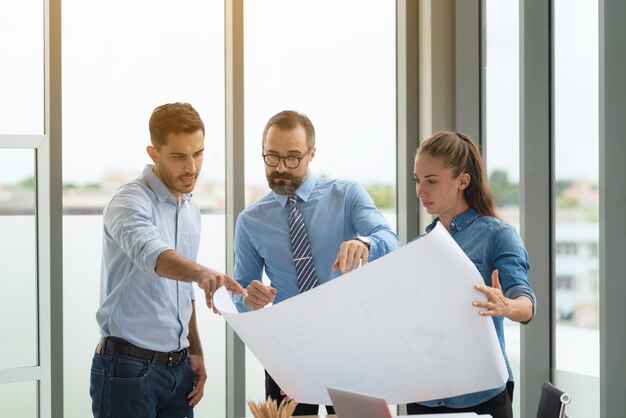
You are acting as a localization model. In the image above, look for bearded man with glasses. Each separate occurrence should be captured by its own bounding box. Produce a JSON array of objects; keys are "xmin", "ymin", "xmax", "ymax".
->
[{"xmin": 231, "ymin": 109, "xmax": 400, "ymax": 416}]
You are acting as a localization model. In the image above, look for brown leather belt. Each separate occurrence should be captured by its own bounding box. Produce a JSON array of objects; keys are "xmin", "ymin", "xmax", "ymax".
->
[{"xmin": 98, "ymin": 337, "xmax": 187, "ymax": 365}]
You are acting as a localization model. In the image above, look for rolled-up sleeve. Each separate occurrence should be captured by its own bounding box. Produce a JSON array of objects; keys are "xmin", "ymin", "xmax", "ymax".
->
[
  {"xmin": 493, "ymin": 224, "xmax": 537, "ymax": 321},
  {"xmin": 104, "ymin": 189, "xmax": 172, "ymax": 275}
]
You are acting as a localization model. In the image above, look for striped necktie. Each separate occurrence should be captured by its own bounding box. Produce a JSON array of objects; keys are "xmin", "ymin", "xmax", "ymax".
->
[{"xmin": 288, "ymin": 193, "xmax": 318, "ymax": 293}]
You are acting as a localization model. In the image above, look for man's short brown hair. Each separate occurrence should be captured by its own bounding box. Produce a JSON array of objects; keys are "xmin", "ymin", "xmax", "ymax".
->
[{"xmin": 149, "ymin": 102, "xmax": 205, "ymax": 149}]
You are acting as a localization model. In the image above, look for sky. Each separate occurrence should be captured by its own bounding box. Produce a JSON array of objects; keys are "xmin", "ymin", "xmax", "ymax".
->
[
  {"xmin": 0, "ymin": 0, "xmax": 599, "ymax": 186},
  {"xmin": 55, "ymin": 0, "xmax": 397, "ymax": 188}
]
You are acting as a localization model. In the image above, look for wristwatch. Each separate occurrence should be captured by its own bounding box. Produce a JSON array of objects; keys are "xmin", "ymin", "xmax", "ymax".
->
[{"xmin": 353, "ymin": 236, "xmax": 371, "ymax": 250}]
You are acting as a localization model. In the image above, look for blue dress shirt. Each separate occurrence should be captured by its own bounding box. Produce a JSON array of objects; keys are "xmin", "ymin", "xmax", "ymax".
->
[
  {"xmin": 95, "ymin": 165, "xmax": 199, "ymax": 352},
  {"xmin": 418, "ymin": 208, "xmax": 537, "ymax": 408},
  {"xmin": 232, "ymin": 173, "xmax": 400, "ymax": 311}
]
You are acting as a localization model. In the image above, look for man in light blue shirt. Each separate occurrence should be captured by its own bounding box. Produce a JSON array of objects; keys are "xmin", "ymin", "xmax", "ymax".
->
[
  {"xmin": 91, "ymin": 102, "xmax": 245, "ymax": 418},
  {"xmin": 232, "ymin": 110, "xmax": 400, "ymax": 415}
]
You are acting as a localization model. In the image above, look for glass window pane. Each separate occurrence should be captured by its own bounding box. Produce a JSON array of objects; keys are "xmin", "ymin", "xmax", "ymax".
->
[
  {"xmin": 485, "ymin": 1, "xmax": 520, "ymax": 416},
  {"xmin": 554, "ymin": 0, "xmax": 600, "ymax": 379},
  {"xmin": 0, "ymin": 149, "xmax": 38, "ymax": 369},
  {"xmin": 0, "ymin": 0, "xmax": 44, "ymax": 134},
  {"xmin": 244, "ymin": 0, "xmax": 396, "ymax": 213},
  {"xmin": 62, "ymin": 1, "xmax": 226, "ymax": 416},
  {"xmin": 244, "ymin": 0, "xmax": 396, "ymax": 411},
  {"xmin": 486, "ymin": 0, "xmax": 520, "ymax": 221},
  {"xmin": 0, "ymin": 381, "xmax": 38, "ymax": 418},
  {"xmin": 61, "ymin": 215, "xmax": 103, "ymax": 415}
]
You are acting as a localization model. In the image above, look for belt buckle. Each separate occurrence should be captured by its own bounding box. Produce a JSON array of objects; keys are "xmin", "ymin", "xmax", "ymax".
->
[
  {"xmin": 180, "ymin": 349, "xmax": 187, "ymax": 364},
  {"xmin": 167, "ymin": 350, "xmax": 180, "ymax": 366}
]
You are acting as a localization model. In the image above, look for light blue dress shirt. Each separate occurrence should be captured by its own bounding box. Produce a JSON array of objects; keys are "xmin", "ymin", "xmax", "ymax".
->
[
  {"xmin": 418, "ymin": 208, "xmax": 536, "ymax": 408},
  {"xmin": 232, "ymin": 172, "xmax": 400, "ymax": 312},
  {"xmin": 95, "ymin": 165, "xmax": 199, "ymax": 352}
]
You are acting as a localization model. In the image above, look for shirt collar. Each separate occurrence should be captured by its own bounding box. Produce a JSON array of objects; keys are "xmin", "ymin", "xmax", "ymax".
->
[
  {"xmin": 273, "ymin": 171, "xmax": 317, "ymax": 207},
  {"xmin": 425, "ymin": 207, "xmax": 480, "ymax": 233},
  {"xmin": 143, "ymin": 164, "xmax": 192, "ymax": 204}
]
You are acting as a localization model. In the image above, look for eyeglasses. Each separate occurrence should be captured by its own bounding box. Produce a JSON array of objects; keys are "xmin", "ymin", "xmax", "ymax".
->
[{"xmin": 262, "ymin": 147, "xmax": 313, "ymax": 169}]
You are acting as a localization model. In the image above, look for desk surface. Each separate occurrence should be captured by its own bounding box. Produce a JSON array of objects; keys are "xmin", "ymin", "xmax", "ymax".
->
[{"xmin": 243, "ymin": 415, "xmax": 492, "ymax": 418}]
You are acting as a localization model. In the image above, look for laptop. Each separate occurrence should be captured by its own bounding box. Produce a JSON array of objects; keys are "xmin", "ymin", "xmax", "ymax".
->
[
  {"xmin": 327, "ymin": 387, "xmax": 485, "ymax": 418},
  {"xmin": 327, "ymin": 387, "xmax": 392, "ymax": 418}
]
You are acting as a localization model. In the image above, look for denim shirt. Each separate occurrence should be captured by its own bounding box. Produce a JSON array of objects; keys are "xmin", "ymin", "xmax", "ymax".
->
[{"xmin": 419, "ymin": 208, "xmax": 537, "ymax": 408}]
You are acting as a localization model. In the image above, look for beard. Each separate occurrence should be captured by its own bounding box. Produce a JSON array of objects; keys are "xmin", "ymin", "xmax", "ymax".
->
[
  {"xmin": 154, "ymin": 163, "xmax": 198, "ymax": 196},
  {"xmin": 266, "ymin": 171, "xmax": 307, "ymax": 195}
]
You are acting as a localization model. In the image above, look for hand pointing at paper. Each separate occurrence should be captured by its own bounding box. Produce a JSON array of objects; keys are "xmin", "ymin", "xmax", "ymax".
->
[
  {"xmin": 243, "ymin": 279, "xmax": 277, "ymax": 310},
  {"xmin": 331, "ymin": 238, "xmax": 370, "ymax": 274}
]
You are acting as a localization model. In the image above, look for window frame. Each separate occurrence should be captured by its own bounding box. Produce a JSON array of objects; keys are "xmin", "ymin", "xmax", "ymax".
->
[{"xmin": 0, "ymin": 134, "xmax": 52, "ymax": 417}]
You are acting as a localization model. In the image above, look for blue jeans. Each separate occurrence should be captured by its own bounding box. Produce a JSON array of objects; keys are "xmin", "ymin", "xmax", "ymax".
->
[{"xmin": 90, "ymin": 348, "xmax": 195, "ymax": 418}]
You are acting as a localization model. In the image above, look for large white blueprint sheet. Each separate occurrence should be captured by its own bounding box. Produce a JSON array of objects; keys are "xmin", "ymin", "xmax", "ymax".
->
[{"xmin": 214, "ymin": 222, "xmax": 508, "ymax": 405}]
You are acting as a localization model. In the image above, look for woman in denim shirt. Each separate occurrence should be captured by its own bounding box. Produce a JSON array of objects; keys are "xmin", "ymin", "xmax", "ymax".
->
[{"xmin": 407, "ymin": 130, "xmax": 537, "ymax": 418}]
